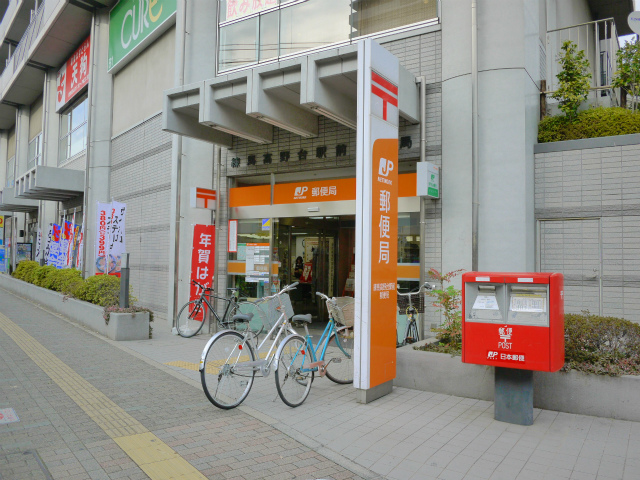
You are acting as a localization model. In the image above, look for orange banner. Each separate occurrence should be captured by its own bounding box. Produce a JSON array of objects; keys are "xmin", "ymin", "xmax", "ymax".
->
[
  {"xmin": 229, "ymin": 185, "xmax": 271, "ymax": 208},
  {"xmin": 273, "ymin": 178, "xmax": 356, "ymax": 204},
  {"xmin": 369, "ymin": 138, "xmax": 399, "ymax": 387}
]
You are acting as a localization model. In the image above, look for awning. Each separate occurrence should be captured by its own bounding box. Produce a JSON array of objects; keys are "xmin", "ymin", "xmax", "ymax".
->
[
  {"xmin": 163, "ymin": 43, "xmax": 419, "ymax": 146},
  {"xmin": 15, "ymin": 165, "xmax": 84, "ymax": 201},
  {"xmin": 0, "ymin": 187, "xmax": 38, "ymax": 212}
]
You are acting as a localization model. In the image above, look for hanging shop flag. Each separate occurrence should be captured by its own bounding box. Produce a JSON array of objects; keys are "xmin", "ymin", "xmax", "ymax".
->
[
  {"xmin": 47, "ymin": 224, "xmax": 64, "ymax": 269},
  {"xmin": 189, "ymin": 224, "xmax": 216, "ymax": 321},
  {"xmin": 95, "ymin": 201, "xmax": 127, "ymax": 276},
  {"xmin": 56, "ymin": 36, "xmax": 91, "ymax": 112},
  {"xmin": 77, "ymin": 225, "xmax": 84, "ymax": 272},
  {"xmin": 34, "ymin": 228, "xmax": 42, "ymax": 262},
  {"xmin": 59, "ymin": 221, "xmax": 72, "ymax": 269},
  {"xmin": 109, "ymin": 201, "xmax": 127, "ymax": 276},
  {"xmin": 95, "ymin": 202, "xmax": 111, "ymax": 274},
  {"xmin": 43, "ymin": 225, "xmax": 53, "ymax": 266}
]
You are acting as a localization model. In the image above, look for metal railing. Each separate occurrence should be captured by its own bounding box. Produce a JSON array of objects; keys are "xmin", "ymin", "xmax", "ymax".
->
[
  {"xmin": 0, "ymin": 0, "xmax": 20, "ymax": 49},
  {"xmin": 0, "ymin": 0, "xmax": 61, "ymax": 98},
  {"xmin": 545, "ymin": 18, "xmax": 620, "ymax": 106}
]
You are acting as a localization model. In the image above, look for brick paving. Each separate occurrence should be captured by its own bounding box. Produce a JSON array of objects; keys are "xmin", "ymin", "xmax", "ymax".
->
[
  {"xmin": 2, "ymin": 286, "xmax": 640, "ymax": 480},
  {"xmin": 0, "ymin": 288, "xmax": 369, "ymax": 480}
]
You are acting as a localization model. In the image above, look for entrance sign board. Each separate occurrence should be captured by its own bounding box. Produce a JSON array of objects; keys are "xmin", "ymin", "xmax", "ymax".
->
[
  {"xmin": 354, "ymin": 40, "xmax": 399, "ymax": 398},
  {"xmin": 56, "ymin": 37, "xmax": 91, "ymax": 112},
  {"xmin": 108, "ymin": 0, "xmax": 177, "ymax": 73}
]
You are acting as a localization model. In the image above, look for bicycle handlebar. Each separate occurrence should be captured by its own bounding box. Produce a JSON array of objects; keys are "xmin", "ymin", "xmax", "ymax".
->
[
  {"xmin": 192, "ymin": 279, "xmax": 213, "ymax": 291},
  {"xmin": 259, "ymin": 282, "xmax": 298, "ymax": 302},
  {"xmin": 396, "ymin": 282, "xmax": 434, "ymax": 296}
]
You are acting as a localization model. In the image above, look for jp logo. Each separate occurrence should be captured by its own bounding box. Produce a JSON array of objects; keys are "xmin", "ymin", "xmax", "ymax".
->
[
  {"xmin": 378, "ymin": 157, "xmax": 394, "ymax": 177},
  {"xmin": 294, "ymin": 186, "xmax": 308, "ymax": 197}
]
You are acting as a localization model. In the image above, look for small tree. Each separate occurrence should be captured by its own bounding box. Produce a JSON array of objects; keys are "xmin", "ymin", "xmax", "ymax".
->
[
  {"xmin": 612, "ymin": 39, "xmax": 640, "ymax": 111},
  {"xmin": 552, "ymin": 40, "xmax": 591, "ymax": 120},
  {"xmin": 427, "ymin": 268, "xmax": 464, "ymax": 351}
]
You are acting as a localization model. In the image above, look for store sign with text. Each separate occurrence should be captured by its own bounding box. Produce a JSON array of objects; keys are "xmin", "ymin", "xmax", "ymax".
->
[
  {"xmin": 189, "ymin": 224, "xmax": 216, "ymax": 321},
  {"xmin": 56, "ymin": 37, "xmax": 91, "ymax": 112},
  {"xmin": 108, "ymin": 0, "xmax": 177, "ymax": 72},
  {"xmin": 273, "ymin": 178, "xmax": 356, "ymax": 204}
]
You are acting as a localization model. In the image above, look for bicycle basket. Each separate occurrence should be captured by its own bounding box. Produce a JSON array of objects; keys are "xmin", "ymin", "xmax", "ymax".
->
[
  {"xmin": 327, "ymin": 297, "xmax": 355, "ymax": 327},
  {"xmin": 397, "ymin": 292, "xmax": 426, "ymax": 314},
  {"xmin": 262, "ymin": 293, "xmax": 295, "ymax": 329}
]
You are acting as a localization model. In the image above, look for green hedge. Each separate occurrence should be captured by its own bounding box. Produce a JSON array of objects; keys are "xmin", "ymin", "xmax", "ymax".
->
[
  {"xmin": 13, "ymin": 261, "xmax": 126, "ymax": 307},
  {"xmin": 415, "ymin": 312, "xmax": 640, "ymax": 377},
  {"xmin": 538, "ymin": 107, "xmax": 640, "ymax": 143},
  {"xmin": 564, "ymin": 313, "xmax": 640, "ymax": 376}
]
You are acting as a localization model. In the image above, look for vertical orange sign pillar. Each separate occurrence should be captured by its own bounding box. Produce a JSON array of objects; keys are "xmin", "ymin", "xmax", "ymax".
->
[{"xmin": 354, "ymin": 39, "xmax": 399, "ymax": 403}]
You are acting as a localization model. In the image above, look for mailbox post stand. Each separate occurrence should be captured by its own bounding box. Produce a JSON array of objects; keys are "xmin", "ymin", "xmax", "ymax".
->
[{"xmin": 494, "ymin": 367, "xmax": 533, "ymax": 425}]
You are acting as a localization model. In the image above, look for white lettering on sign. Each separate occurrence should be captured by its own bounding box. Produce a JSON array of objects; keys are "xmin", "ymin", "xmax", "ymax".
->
[
  {"xmin": 475, "ymin": 277, "xmax": 490, "ymax": 282},
  {"xmin": 517, "ymin": 278, "xmax": 534, "ymax": 283},
  {"xmin": 510, "ymin": 295, "xmax": 546, "ymax": 313}
]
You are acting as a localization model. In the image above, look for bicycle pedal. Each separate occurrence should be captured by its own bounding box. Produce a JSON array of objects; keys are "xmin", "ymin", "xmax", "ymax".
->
[{"xmin": 330, "ymin": 358, "xmax": 342, "ymax": 363}]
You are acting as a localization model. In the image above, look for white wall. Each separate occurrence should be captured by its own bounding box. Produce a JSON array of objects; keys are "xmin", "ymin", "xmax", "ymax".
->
[{"xmin": 112, "ymin": 27, "xmax": 176, "ymax": 137}]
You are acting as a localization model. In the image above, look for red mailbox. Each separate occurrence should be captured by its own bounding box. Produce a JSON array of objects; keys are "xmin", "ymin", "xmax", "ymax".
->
[{"xmin": 462, "ymin": 272, "xmax": 564, "ymax": 372}]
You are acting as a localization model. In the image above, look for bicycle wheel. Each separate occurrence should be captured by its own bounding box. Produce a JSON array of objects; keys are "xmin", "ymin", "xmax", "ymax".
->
[
  {"xmin": 275, "ymin": 335, "xmax": 314, "ymax": 407},
  {"xmin": 201, "ymin": 331, "xmax": 256, "ymax": 409},
  {"xmin": 176, "ymin": 300, "xmax": 207, "ymax": 338},
  {"xmin": 325, "ymin": 327, "xmax": 354, "ymax": 384}
]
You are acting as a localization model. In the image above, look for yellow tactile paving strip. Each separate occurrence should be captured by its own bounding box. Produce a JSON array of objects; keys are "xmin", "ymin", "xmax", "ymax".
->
[{"xmin": 0, "ymin": 312, "xmax": 206, "ymax": 480}]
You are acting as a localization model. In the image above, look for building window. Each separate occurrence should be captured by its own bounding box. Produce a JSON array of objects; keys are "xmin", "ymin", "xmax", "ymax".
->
[
  {"xmin": 59, "ymin": 96, "xmax": 88, "ymax": 165},
  {"xmin": 218, "ymin": 0, "xmax": 438, "ymax": 71},
  {"xmin": 6, "ymin": 156, "xmax": 15, "ymax": 188},
  {"xmin": 27, "ymin": 133, "xmax": 43, "ymax": 170}
]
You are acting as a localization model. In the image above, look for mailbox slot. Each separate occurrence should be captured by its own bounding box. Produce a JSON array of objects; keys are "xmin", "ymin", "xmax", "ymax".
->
[
  {"xmin": 465, "ymin": 284, "xmax": 505, "ymax": 323},
  {"xmin": 507, "ymin": 286, "xmax": 549, "ymax": 327}
]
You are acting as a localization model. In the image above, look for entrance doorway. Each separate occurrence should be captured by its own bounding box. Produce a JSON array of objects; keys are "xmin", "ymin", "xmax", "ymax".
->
[{"xmin": 274, "ymin": 216, "xmax": 355, "ymax": 325}]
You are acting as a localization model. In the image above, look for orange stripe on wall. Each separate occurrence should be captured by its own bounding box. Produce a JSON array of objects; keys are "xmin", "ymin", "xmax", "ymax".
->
[
  {"xmin": 229, "ymin": 185, "xmax": 271, "ymax": 208},
  {"xmin": 398, "ymin": 173, "xmax": 416, "ymax": 197},
  {"xmin": 228, "ymin": 261, "xmax": 280, "ymax": 274},
  {"xmin": 397, "ymin": 264, "xmax": 420, "ymax": 279}
]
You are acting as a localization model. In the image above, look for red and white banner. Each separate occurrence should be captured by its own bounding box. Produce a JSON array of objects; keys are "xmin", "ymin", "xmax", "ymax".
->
[
  {"xmin": 354, "ymin": 39, "xmax": 400, "ymax": 392},
  {"xmin": 189, "ymin": 224, "xmax": 216, "ymax": 321},
  {"xmin": 56, "ymin": 36, "xmax": 91, "ymax": 112},
  {"xmin": 94, "ymin": 201, "xmax": 127, "ymax": 276}
]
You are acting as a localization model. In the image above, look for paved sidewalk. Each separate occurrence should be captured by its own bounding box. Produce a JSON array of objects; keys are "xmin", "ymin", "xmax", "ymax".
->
[{"xmin": 2, "ymin": 287, "xmax": 640, "ymax": 480}]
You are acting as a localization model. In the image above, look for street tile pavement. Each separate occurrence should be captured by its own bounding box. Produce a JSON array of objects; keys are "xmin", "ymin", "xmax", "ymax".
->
[
  {"xmin": 121, "ymin": 321, "xmax": 640, "ymax": 480},
  {"xmin": 0, "ymin": 288, "xmax": 368, "ymax": 480},
  {"xmin": 2, "ymin": 286, "xmax": 640, "ymax": 479}
]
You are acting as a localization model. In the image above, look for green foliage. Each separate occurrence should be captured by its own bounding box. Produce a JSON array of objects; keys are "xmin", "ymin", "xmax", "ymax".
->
[
  {"xmin": 612, "ymin": 38, "xmax": 640, "ymax": 108},
  {"xmin": 424, "ymin": 268, "xmax": 464, "ymax": 353},
  {"xmin": 551, "ymin": 41, "xmax": 591, "ymax": 120},
  {"xmin": 74, "ymin": 275, "xmax": 121, "ymax": 307},
  {"xmin": 12, "ymin": 261, "xmax": 39, "ymax": 283},
  {"xmin": 32, "ymin": 265, "xmax": 58, "ymax": 288},
  {"xmin": 564, "ymin": 313, "xmax": 640, "ymax": 376},
  {"xmin": 538, "ymin": 107, "xmax": 640, "ymax": 142}
]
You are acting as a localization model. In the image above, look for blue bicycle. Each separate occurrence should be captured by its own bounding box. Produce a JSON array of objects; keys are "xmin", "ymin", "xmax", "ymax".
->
[{"xmin": 274, "ymin": 292, "xmax": 354, "ymax": 407}]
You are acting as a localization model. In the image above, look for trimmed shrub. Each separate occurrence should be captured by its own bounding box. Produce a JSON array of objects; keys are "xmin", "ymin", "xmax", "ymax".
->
[
  {"xmin": 49, "ymin": 268, "xmax": 84, "ymax": 295},
  {"xmin": 73, "ymin": 275, "xmax": 121, "ymax": 307},
  {"xmin": 538, "ymin": 107, "xmax": 640, "ymax": 143},
  {"xmin": 12, "ymin": 260, "xmax": 39, "ymax": 282},
  {"xmin": 564, "ymin": 313, "xmax": 640, "ymax": 376},
  {"xmin": 32, "ymin": 265, "xmax": 58, "ymax": 288}
]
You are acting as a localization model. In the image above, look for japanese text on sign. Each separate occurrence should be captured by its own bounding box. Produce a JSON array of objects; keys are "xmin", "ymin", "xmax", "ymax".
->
[
  {"xmin": 56, "ymin": 37, "xmax": 90, "ymax": 111},
  {"xmin": 189, "ymin": 225, "xmax": 216, "ymax": 320}
]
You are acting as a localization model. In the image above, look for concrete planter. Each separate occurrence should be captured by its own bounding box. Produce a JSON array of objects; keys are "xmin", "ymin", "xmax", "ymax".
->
[
  {"xmin": 0, "ymin": 274, "xmax": 149, "ymax": 341},
  {"xmin": 395, "ymin": 340, "xmax": 640, "ymax": 422}
]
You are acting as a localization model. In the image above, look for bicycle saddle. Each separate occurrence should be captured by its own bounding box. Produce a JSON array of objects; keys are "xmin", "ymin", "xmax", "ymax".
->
[
  {"xmin": 291, "ymin": 314, "xmax": 312, "ymax": 325},
  {"xmin": 232, "ymin": 313, "xmax": 254, "ymax": 323}
]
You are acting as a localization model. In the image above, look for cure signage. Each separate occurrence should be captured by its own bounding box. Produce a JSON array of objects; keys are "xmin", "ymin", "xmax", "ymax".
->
[
  {"xmin": 108, "ymin": 0, "xmax": 177, "ymax": 73},
  {"xmin": 354, "ymin": 39, "xmax": 399, "ymax": 399},
  {"xmin": 56, "ymin": 37, "xmax": 91, "ymax": 112}
]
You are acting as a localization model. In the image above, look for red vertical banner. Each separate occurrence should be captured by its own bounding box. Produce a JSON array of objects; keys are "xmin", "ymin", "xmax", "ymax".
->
[{"xmin": 189, "ymin": 224, "xmax": 216, "ymax": 321}]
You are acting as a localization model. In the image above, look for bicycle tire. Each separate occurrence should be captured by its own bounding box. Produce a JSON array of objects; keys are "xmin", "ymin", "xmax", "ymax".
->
[
  {"xmin": 325, "ymin": 328, "xmax": 354, "ymax": 384},
  {"xmin": 275, "ymin": 335, "xmax": 314, "ymax": 407},
  {"xmin": 201, "ymin": 331, "xmax": 256, "ymax": 409},
  {"xmin": 176, "ymin": 300, "xmax": 207, "ymax": 338}
]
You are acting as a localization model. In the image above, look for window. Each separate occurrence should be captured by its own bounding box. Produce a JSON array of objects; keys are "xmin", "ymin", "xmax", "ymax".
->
[
  {"xmin": 398, "ymin": 212, "xmax": 420, "ymax": 264},
  {"xmin": 218, "ymin": 0, "xmax": 438, "ymax": 71},
  {"xmin": 5, "ymin": 156, "xmax": 15, "ymax": 188},
  {"xmin": 59, "ymin": 96, "xmax": 88, "ymax": 165},
  {"xmin": 27, "ymin": 133, "xmax": 43, "ymax": 170}
]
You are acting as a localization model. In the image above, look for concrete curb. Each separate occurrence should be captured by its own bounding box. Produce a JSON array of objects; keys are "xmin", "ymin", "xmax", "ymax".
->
[{"xmin": 395, "ymin": 343, "xmax": 640, "ymax": 422}]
